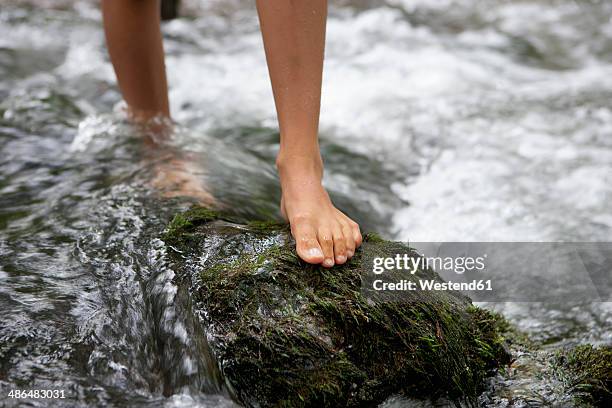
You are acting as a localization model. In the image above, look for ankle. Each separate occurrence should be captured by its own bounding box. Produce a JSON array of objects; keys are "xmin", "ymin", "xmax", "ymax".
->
[{"xmin": 276, "ymin": 153, "xmax": 324, "ymax": 180}]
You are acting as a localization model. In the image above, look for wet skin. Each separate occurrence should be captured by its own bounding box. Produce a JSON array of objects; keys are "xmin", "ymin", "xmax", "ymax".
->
[
  {"xmin": 102, "ymin": 0, "xmax": 362, "ymax": 267},
  {"xmin": 278, "ymin": 156, "xmax": 362, "ymax": 267}
]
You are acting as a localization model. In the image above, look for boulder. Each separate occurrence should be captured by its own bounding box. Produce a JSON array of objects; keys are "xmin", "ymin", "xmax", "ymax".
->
[{"xmin": 163, "ymin": 207, "xmax": 512, "ymax": 407}]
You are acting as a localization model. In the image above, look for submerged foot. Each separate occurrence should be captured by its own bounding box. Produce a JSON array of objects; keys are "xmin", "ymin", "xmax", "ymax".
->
[
  {"xmin": 150, "ymin": 155, "xmax": 215, "ymax": 206},
  {"xmin": 132, "ymin": 116, "xmax": 215, "ymax": 206},
  {"xmin": 278, "ymin": 156, "xmax": 362, "ymax": 268}
]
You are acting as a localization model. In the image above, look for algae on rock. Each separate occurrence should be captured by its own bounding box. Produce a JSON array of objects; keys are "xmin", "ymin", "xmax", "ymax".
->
[
  {"xmin": 164, "ymin": 207, "xmax": 512, "ymax": 407},
  {"xmin": 552, "ymin": 344, "xmax": 612, "ymax": 407}
]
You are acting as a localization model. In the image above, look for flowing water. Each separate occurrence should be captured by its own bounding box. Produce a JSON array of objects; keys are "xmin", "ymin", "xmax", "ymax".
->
[{"xmin": 1, "ymin": 0, "xmax": 611, "ymax": 406}]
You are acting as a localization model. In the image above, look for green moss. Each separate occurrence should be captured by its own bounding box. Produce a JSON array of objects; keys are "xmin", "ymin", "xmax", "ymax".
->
[
  {"xmin": 246, "ymin": 219, "xmax": 287, "ymax": 233},
  {"xmin": 165, "ymin": 207, "xmax": 513, "ymax": 407},
  {"xmin": 166, "ymin": 207, "xmax": 220, "ymax": 234},
  {"xmin": 363, "ymin": 232, "xmax": 385, "ymax": 243},
  {"xmin": 553, "ymin": 344, "xmax": 612, "ymax": 407},
  {"xmin": 163, "ymin": 207, "xmax": 221, "ymax": 249},
  {"xmin": 465, "ymin": 307, "xmax": 513, "ymax": 377}
]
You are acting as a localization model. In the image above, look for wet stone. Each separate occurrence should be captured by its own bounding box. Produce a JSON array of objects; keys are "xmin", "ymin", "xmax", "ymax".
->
[{"xmin": 163, "ymin": 207, "xmax": 513, "ymax": 407}]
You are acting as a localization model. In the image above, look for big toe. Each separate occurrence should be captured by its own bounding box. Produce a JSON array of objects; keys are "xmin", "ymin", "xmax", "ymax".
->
[{"xmin": 292, "ymin": 221, "xmax": 325, "ymax": 264}]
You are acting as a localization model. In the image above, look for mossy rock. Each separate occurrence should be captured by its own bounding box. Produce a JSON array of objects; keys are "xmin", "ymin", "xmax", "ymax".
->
[
  {"xmin": 164, "ymin": 207, "xmax": 512, "ymax": 407},
  {"xmin": 552, "ymin": 344, "xmax": 612, "ymax": 407}
]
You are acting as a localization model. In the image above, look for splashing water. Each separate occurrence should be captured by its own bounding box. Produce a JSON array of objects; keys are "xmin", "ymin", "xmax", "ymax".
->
[{"xmin": 1, "ymin": 1, "xmax": 610, "ymax": 406}]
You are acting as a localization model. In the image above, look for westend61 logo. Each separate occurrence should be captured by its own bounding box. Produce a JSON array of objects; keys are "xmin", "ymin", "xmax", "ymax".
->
[{"xmin": 372, "ymin": 253, "xmax": 486, "ymax": 275}]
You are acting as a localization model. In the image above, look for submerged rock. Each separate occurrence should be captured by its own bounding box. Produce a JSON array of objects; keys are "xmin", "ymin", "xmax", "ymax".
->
[{"xmin": 163, "ymin": 207, "xmax": 512, "ymax": 406}]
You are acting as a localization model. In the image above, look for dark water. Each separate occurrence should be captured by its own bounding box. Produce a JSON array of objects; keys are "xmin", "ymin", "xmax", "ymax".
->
[{"xmin": 1, "ymin": 1, "xmax": 611, "ymax": 407}]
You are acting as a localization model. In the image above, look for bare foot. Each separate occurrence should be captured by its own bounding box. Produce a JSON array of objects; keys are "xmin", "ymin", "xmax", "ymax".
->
[
  {"xmin": 277, "ymin": 156, "xmax": 362, "ymax": 268},
  {"xmin": 150, "ymin": 155, "xmax": 215, "ymax": 206},
  {"xmin": 134, "ymin": 118, "xmax": 215, "ymax": 206}
]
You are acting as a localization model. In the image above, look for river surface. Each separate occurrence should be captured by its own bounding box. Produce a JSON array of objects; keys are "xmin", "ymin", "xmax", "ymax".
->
[{"xmin": 1, "ymin": 0, "xmax": 611, "ymax": 407}]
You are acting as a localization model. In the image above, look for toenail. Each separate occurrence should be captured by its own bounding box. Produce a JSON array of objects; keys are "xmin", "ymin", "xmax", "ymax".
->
[
  {"xmin": 337, "ymin": 255, "xmax": 347, "ymax": 263},
  {"xmin": 307, "ymin": 248, "xmax": 323, "ymax": 258},
  {"xmin": 323, "ymin": 258, "xmax": 334, "ymax": 267},
  {"xmin": 347, "ymin": 250, "xmax": 354, "ymax": 257}
]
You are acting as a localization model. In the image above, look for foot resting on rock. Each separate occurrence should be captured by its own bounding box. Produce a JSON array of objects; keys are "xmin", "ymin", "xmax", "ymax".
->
[{"xmin": 277, "ymin": 155, "xmax": 362, "ymax": 268}]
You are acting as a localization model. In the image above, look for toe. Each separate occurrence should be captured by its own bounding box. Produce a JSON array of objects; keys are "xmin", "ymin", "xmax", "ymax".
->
[
  {"xmin": 351, "ymin": 221, "xmax": 362, "ymax": 248},
  {"xmin": 292, "ymin": 219, "xmax": 324, "ymax": 264},
  {"xmin": 332, "ymin": 224, "xmax": 347, "ymax": 264},
  {"xmin": 341, "ymin": 221, "xmax": 355, "ymax": 258},
  {"xmin": 336, "ymin": 209, "xmax": 362, "ymax": 249},
  {"xmin": 317, "ymin": 227, "xmax": 335, "ymax": 268}
]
